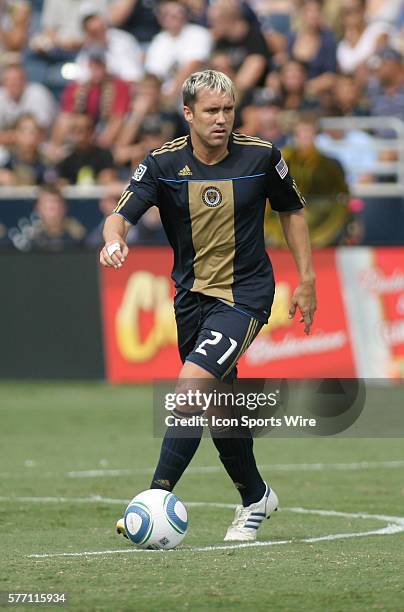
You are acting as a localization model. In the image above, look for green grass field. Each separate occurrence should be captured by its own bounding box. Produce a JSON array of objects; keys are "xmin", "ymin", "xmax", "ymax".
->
[{"xmin": 1, "ymin": 382, "xmax": 404, "ymax": 611}]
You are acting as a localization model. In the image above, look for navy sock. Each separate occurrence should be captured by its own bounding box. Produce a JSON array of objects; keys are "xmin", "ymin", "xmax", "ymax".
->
[
  {"xmin": 210, "ymin": 427, "xmax": 265, "ymax": 506},
  {"xmin": 150, "ymin": 416, "xmax": 203, "ymax": 491}
]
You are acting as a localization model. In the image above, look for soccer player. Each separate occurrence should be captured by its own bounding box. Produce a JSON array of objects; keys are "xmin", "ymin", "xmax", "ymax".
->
[{"xmin": 101, "ymin": 70, "xmax": 317, "ymax": 541}]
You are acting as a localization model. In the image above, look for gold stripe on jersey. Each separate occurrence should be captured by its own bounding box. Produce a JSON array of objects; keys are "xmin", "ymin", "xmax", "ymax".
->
[
  {"xmin": 222, "ymin": 318, "xmax": 259, "ymax": 379},
  {"xmin": 154, "ymin": 135, "xmax": 188, "ymax": 150},
  {"xmin": 113, "ymin": 191, "xmax": 132, "ymax": 213},
  {"xmin": 292, "ymin": 179, "xmax": 307, "ymax": 206},
  {"xmin": 152, "ymin": 136, "xmax": 188, "ymax": 156},
  {"xmin": 233, "ymin": 136, "xmax": 273, "ymax": 149},
  {"xmin": 152, "ymin": 141, "xmax": 188, "ymax": 156},
  {"xmin": 188, "ymin": 180, "xmax": 235, "ymax": 303},
  {"xmin": 233, "ymin": 133, "xmax": 273, "ymax": 147},
  {"xmin": 233, "ymin": 139, "xmax": 273, "ymax": 148}
]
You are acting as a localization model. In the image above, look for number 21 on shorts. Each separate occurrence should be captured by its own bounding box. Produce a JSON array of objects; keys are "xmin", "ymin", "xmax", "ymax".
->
[{"xmin": 195, "ymin": 332, "xmax": 238, "ymax": 365}]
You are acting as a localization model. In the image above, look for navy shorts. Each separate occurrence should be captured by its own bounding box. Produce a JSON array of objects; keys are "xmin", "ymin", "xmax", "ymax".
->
[{"xmin": 174, "ymin": 292, "xmax": 263, "ymax": 383}]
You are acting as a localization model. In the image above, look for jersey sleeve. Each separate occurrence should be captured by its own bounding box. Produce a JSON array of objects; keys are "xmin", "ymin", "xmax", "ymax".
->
[
  {"xmin": 113, "ymin": 154, "xmax": 158, "ymax": 225},
  {"xmin": 266, "ymin": 146, "xmax": 306, "ymax": 212}
]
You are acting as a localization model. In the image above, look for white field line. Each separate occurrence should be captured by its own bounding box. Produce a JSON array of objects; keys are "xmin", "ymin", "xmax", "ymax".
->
[
  {"xmin": 0, "ymin": 495, "xmax": 129, "ymax": 504},
  {"xmin": 28, "ymin": 525, "xmax": 404, "ymax": 558},
  {"xmin": 66, "ymin": 460, "xmax": 404, "ymax": 478},
  {"xmin": 0, "ymin": 496, "xmax": 235, "ymax": 508},
  {"xmin": 18, "ymin": 501, "xmax": 404, "ymax": 559},
  {"xmin": 1, "ymin": 460, "xmax": 404, "ymax": 480}
]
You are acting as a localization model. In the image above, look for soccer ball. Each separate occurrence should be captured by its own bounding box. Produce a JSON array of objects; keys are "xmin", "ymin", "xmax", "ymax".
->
[{"xmin": 124, "ymin": 489, "xmax": 188, "ymax": 550}]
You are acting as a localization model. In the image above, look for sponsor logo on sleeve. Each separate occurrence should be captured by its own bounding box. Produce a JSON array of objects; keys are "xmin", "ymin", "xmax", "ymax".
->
[
  {"xmin": 275, "ymin": 157, "xmax": 288, "ymax": 179},
  {"xmin": 133, "ymin": 164, "xmax": 147, "ymax": 182}
]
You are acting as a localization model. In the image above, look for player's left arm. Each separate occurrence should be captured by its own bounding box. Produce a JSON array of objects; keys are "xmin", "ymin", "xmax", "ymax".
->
[
  {"xmin": 266, "ymin": 145, "xmax": 317, "ymax": 335},
  {"xmin": 279, "ymin": 209, "xmax": 317, "ymax": 335}
]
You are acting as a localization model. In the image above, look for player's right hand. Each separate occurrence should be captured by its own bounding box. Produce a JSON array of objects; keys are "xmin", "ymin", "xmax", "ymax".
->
[{"xmin": 100, "ymin": 240, "xmax": 129, "ymax": 269}]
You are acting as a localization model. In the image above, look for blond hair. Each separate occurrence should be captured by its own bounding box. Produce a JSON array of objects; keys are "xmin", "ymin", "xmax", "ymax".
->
[{"xmin": 182, "ymin": 70, "xmax": 235, "ymax": 108}]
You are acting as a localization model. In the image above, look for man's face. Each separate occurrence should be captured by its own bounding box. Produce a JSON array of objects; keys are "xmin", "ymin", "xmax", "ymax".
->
[
  {"xmin": 335, "ymin": 76, "xmax": 358, "ymax": 107},
  {"xmin": 84, "ymin": 15, "xmax": 107, "ymax": 42},
  {"xmin": 16, "ymin": 117, "xmax": 41, "ymax": 149},
  {"xmin": 138, "ymin": 77, "xmax": 160, "ymax": 105},
  {"xmin": 3, "ymin": 66, "xmax": 26, "ymax": 100},
  {"xmin": 36, "ymin": 194, "xmax": 66, "ymax": 226},
  {"xmin": 88, "ymin": 59, "xmax": 107, "ymax": 84},
  {"xmin": 158, "ymin": 2, "xmax": 187, "ymax": 34},
  {"xmin": 303, "ymin": 1, "xmax": 322, "ymax": 29},
  {"xmin": 378, "ymin": 58, "xmax": 400, "ymax": 84},
  {"xmin": 281, "ymin": 61, "xmax": 305, "ymax": 92},
  {"xmin": 184, "ymin": 88, "xmax": 235, "ymax": 149},
  {"xmin": 294, "ymin": 122, "xmax": 316, "ymax": 150},
  {"xmin": 71, "ymin": 115, "xmax": 93, "ymax": 147}
]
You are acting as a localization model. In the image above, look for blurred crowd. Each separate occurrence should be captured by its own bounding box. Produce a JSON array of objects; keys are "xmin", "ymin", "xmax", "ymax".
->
[{"xmin": 0, "ymin": 0, "xmax": 403, "ymax": 249}]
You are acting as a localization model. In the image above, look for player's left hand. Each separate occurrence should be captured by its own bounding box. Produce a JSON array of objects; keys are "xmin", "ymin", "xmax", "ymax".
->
[{"xmin": 288, "ymin": 280, "xmax": 317, "ymax": 335}]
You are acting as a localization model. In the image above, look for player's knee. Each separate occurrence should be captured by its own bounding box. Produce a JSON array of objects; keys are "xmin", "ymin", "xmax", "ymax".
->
[{"xmin": 173, "ymin": 377, "xmax": 212, "ymax": 416}]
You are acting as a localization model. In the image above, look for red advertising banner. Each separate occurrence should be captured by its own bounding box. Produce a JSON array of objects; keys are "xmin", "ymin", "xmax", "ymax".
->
[
  {"xmin": 101, "ymin": 248, "xmax": 356, "ymax": 382},
  {"xmin": 102, "ymin": 248, "xmax": 180, "ymax": 382},
  {"xmin": 239, "ymin": 249, "xmax": 356, "ymax": 377}
]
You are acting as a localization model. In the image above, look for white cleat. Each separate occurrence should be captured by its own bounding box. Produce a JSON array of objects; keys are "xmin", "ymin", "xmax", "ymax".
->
[{"xmin": 224, "ymin": 484, "xmax": 278, "ymax": 542}]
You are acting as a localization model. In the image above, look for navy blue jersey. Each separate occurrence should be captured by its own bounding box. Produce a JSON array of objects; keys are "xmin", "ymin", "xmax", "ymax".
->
[{"xmin": 114, "ymin": 133, "xmax": 305, "ymax": 322}]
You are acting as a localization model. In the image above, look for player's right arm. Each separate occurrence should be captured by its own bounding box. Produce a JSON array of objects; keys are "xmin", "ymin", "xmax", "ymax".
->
[
  {"xmin": 100, "ymin": 155, "xmax": 159, "ymax": 269},
  {"xmin": 100, "ymin": 213, "xmax": 131, "ymax": 269}
]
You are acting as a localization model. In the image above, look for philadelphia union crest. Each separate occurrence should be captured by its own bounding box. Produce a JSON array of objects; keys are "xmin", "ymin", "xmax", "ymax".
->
[{"xmin": 202, "ymin": 186, "xmax": 222, "ymax": 208}]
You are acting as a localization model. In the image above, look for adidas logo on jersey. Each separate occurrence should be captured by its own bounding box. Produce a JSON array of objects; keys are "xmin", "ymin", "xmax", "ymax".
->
[{"xmin": 178, "ymin": 165, "xmax": 192, "ymax": 176}]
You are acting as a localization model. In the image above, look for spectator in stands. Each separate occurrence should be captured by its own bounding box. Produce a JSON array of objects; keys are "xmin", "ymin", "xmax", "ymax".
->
[
  {"xmin": 75, "ymin": 5, "xmax": 144, "ymax": 83},
  {"xmin": 132, "ymin": 206, "xmax": 169, "ymax": 245},
  {"xmin": 246, "ymin": 0, "xmax": 294, "ymax": 63},
  {"xmin": 0, "ymin": 114, "xmax": 48, "ymax": 186},
  {"xmin": 284, "ymin": 117, "xmax": 350, "ymax": 199},
  {"xmin": 0, "ymin": 63, "xmax": 57, "ymax": 149},
  {"xmin": 315, "ymin": 114, "xmax": 378, "ymax": 188},
  {"xmin": 208, "ymin": 0, "xmax": 270, "ymax": 102},
  {"xmin": 239, "ymin": 94, "xmax": 287, "ymax": 148},
  {"xmin": 368, "ymin": 46, "xmax": 404, "ymax": 124},
  {"xmin": 122, "ymin": 119, "xmax": 168, "ymax": 173},
  {"xmin": 114, "ymin": 74, "xmax": 185, "ymax": 167},
  {"xmin": 30, "ymin": 0, "xmax": 108, "ymax": 54},
  {"xmin": 50, "ymin": 46, "xmax": 131, "ymax": 158},
  {"xmin": 107, "ymin": 0, "xmax": 160, "ymax": 45},
  {"xmin": 265, "ymin": 116, "xmax": 352, "ymax": 248},
  {"xmin": 337, "ymin": 1, "xmax": 391, "ymax": 76},
  {"xmin": 325, "ymin": 73, "xmax": 368, "ymax": 117},
  {"xmin": 56, "ymin": 113, "xmax": 117, "ymax": 186},
  {"xmin": 0, "ymin": 0, "xmax": 31, "ymax": 53},
  {"xmin": 29, "ymin": 185, "xmax": 85, "ymax": 251},
  {"xmin": 367, "ymin": 45, "xmax": 404, "ymax": 177},
  {"xmin": 86, "ymin": 188, "xmax": 167, "ymax": 246},
  {"xmin": 266, "ymin": 59, "xmax": 319, "ymax": 112},
  {"xmin": 145, "ymin": 0, "xmax": 212, "ymax": 104},
  {"xmin": 287, "ymin": 0, "xmax": 337, "ymax": 96}
]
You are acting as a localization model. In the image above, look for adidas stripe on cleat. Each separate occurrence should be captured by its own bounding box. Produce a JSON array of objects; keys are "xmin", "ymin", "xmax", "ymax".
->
[{"xmin": 224, "ymin": 483, "xmax": 278, "ymax": 542}]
